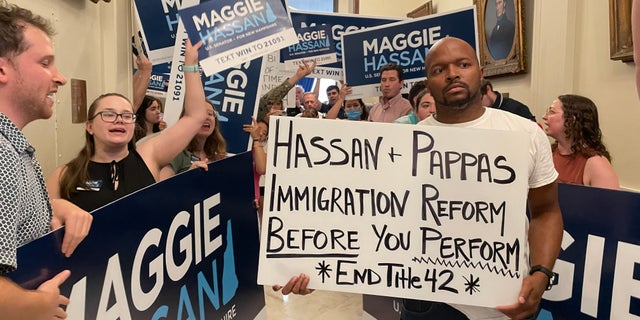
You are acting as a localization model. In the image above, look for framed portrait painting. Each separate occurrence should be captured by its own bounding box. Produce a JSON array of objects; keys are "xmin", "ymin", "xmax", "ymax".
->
[
  {"xmin": 474, "ymin": 0, "xmax": 526, "ymax": 77},
  {"xmin": 406, "ymin": 1, "xmax": 434, "ymax": 18},
  {"xmin": 609, "ymin": 0, "xmax": 633, "ymax": 62}
]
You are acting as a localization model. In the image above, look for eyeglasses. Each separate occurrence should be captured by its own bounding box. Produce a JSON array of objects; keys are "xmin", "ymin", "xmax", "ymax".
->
[
  {"xmin": 91, "ymin": 111, "xmax": 137, "ymax": 123},
  {"xmin": 544, "ymin": 108, "xmax": 560, "ymax": 116}
]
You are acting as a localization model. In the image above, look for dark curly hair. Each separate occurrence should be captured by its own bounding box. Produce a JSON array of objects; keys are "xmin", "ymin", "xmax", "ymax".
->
[{"xmin": 554, "ymin": 94, "xmax": 611, "ymax": 161}]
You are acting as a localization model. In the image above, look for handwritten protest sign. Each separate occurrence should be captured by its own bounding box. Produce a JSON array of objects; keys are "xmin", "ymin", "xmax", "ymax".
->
[
  {"xmin": 260, "ymin": 51, "xmax": 298, "ymax": 108},
  {"xmin": 179, "ymin": 0, "xmax": 297, "ymax": 76},
  {"xmin": 342, "ymin": 7, "xmax": 477, "ymax": 98},
  {"xmin": 257, "ymin": 117, "xmax": 530, "ymax": 307},
  {"xmin": 280, "ymin": 24, "xmax": 337, "ymax": 69},
  {"xmin": 290, "ymin": 11, "xmax": 401, "ymax": 80},
  {"xmin": 364, "ymin": 184, "xmax": 640, "ymax": 319}
]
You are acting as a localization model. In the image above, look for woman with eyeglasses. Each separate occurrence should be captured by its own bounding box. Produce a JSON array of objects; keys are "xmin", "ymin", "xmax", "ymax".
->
[
  {"xmin": 46, "ymin": 39, "xmax": 208, "ymax": 212},
  {"xmin": 157, "ymin": 100, "xmax": 228, "ymax": 180}
]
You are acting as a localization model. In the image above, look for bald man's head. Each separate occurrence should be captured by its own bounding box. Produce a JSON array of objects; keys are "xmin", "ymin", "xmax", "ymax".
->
[
  {"xmin": 424, "ymin": 37, "xmax": 483, "ymax": 111},
  {"xmin": 425, "ymin": 37, "xmax": 479, "ymax": 73}
]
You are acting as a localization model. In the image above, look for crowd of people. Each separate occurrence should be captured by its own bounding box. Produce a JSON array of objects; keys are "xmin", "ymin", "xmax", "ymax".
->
[{"xmin": 0, "ymin": 1, "xmax": 625, "ymax": 319}]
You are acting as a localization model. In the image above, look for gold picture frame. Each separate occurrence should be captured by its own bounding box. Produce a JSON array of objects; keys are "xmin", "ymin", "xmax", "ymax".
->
[
  {"xmin": 407, "ymin": 1, "xmax": 434, "ymax": 18},
  {"xmin": 474, "ymin": 0, "xmax": 526, "ymax": 77},
  {"xmin": 609, "ymin": 0, "xmax": 633, "ymax": 62}
]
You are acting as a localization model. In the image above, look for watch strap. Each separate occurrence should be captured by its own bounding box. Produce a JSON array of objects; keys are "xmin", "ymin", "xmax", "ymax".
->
[
  {"xmin": 182, "ymin": 64, "xmax": 200, "ymax": 73},
  {"xmin": 529, "ymin": 265, "xmax": 555, "ymax": 290}
]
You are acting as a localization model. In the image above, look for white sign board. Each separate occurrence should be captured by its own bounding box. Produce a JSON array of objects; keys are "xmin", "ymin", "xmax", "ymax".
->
[{"xmin": 258, "ymin": 117, "xmax": 530, "ymax": 308}]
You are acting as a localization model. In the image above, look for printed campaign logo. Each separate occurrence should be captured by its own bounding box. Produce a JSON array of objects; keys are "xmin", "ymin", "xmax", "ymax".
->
[
  {"xmin": 199, "ymin": 57, "xmax": 263, "ymax": 154},
  {"xmin": 134, "ymin": 0, "xmax": 202, "ymax": 64},
  {"xmin": 191, "ymin": 1, "xmax": 278, "ymax": 46},
  {"xmin": 342, "ymin": 6, "xmax": 477, "ymax": 98},
  {"xmin": 290, "ymin": 11, "xmax": 401, "ymax": 80},
  {"xmin": 280, "ymin": 24, "xmax": 337, "ymax": 69},
  {"xmin": 148, "ymin": 63, "xmax": 172, "ymax": 95},
  {"xmin": 179, "ymin": 0, "xmax": 297, "ymax": 75},
  {"xmin": 8, "ymin": 153, "xmax": 264, "ymax": 319}
]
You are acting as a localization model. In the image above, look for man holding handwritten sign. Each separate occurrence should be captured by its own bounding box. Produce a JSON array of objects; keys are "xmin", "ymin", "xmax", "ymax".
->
[
  {"xmin": 258, "ymin": 38, "xmax": 561, "ymax": 320},
  {"xmin": 403, "ymin": 37, "xmax": 563, "ymax": 319}
]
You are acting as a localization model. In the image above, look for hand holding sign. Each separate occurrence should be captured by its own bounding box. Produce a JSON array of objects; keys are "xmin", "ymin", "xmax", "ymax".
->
[
  {"xmin": 272, "ymin": 273, "xmax": 315, "ymax": 296},
  {"xmin": 50, "ymin": 199, "xmax": 93, "ymax": 258},
  {"xmin": 184, "ymin": 38, "xmax": 202, "ymax": 67},
  {"xmin": 496, "ymin": 271, "xmax": 548, "ymax": 319},
  {"xmin": 36, "ymin": 269, "xmax": 71, "ymax": 319}
]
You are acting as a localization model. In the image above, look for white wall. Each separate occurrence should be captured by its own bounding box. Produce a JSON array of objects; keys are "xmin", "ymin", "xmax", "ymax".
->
[
  {"xmin": 572, "ymin": 1, "xmax": 640, "ymax": 190},
  {"xmin": 13, "ymin": 0, "xmax": 132, "ymax": 177}
]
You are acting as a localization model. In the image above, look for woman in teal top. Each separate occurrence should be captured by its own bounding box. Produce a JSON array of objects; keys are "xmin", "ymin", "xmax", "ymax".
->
[{"xmin": 160, "ymin": 100, "xmax": 227, "ymax": 179}]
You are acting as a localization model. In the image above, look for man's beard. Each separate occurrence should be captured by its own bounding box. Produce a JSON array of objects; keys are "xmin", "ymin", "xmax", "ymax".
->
[{"xmin": 439, "ymin": 84, "xmax": 481, "ymax": 110}]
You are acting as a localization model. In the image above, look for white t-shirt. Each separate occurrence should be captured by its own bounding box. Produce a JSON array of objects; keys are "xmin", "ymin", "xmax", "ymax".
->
[{"xmin": 418, "ymin": 107, "xmax": 558, "ymax": 319}]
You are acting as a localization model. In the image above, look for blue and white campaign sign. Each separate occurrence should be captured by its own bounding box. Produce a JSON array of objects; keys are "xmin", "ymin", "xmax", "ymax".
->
[
  {"xmin": 538, "ymin": 184, "xmax": 640, "ymax": 319},
  {"xmin": 342, "ymin": 6, "xmax": 477, "ymax": 98},
  {"xmin": 147, "ymin": 62, "xmax": 172, "ymax": 96},
  {"xmin": 8, "ymin": 152, "xmax": 265, "ymax": 320},
  {"xmin": 161, "ymin": 27, "xmax": 262, "ymax": 155},
  {"xmin": 257, "ymin": 117, "xmax": 530, "ymax": 307},
  {"xmin": 201, "ymin": 58, "xmax": 264, "ymax": 154},
  {"xmin": 290, "ymin": 11, "xmax": 401, "ymax": 80},
  {"xmin": 179, "ymin": 0, "xmax": 298, "ymax": 76},
  {"xmin": 279, "ymin": 24, "xmax": 336, "ymax": 69},
  {"xmin": 134, "ymin": 0, "xmax": 201, "ymax": 64},
  {"xmin": 362, "ymin": 183, "xmax": 640, "ymax": 319}
]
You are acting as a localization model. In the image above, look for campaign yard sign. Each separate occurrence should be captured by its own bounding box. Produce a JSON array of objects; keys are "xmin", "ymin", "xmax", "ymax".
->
[
  {"xmin": 147, "ymin": 62, "xmax": 172, "ymax": 97},
  {"xmin": 280, "ymin": 24, "xmax": 337, "ymax": 69},
  {"xmin": 179, "ymin": 0, "xmax": 297, "ymax": 76},
  {"xmin": 199, "ymin": 58, "xmax": 264, "ymax": 155},
  {"xmin": 290, "ymin": 11, "xmax": 401, "ymax": 80},
  {"xmin": 342, "ymin": 6, "xmax": 477, "ymax": 98},
  {"xmin": 257, "ymin": 117, "xmax": 530, "ymax": 308},
  {"xmin": 162, "ymin": 28, "xmax": 263, "ymax": 155},
  {"xmin": 8, "ymin": 152, "xmax": 265, "ymax": 320},
  {"xmin": 134, "ymin": 0, "xmax": 201, "ymax": 64}
]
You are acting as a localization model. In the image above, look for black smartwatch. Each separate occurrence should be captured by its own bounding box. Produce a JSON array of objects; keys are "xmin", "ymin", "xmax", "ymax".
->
[{"xmin": 529, "ymin": 265, "xmax": 555, "ymax": 290}]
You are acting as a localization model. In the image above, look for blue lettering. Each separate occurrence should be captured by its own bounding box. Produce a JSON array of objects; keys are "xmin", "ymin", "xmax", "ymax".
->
[
  {"xmin": 204, "ymin": 73, "xmax": 225, "ymax": 105},
  {"xmin": 197, "ymin": 260, "xmax": 221, "ymax": 313},
  {"xmin": 151, "ymin": 305, "xmax": 169, "ymax": 320},
  {"xmin": 165, "ymin": 13, "xmax": 179, "ymax": 32},
  {"xmin": 177, "ymin": 285, "xmax": 197, "ymax": 320}
]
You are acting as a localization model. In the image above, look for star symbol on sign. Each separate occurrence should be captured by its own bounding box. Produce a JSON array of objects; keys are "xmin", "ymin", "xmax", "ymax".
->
[
  {"xmin": 316, "ymin": 260, "xmax": 332, "ymax": 283},
  {"xmin": 463, "ymin": 274, "xmax": 480, "ymax": 295},
  {"xmin": 388, "ymin": 147, "xmax": 401, "ymax": 162}
]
